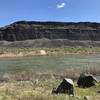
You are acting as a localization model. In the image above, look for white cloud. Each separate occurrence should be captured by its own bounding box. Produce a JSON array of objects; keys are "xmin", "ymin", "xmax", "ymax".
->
[{"xmin": 57, "ymin": 2, "xmax": 66, "ymax": 9}]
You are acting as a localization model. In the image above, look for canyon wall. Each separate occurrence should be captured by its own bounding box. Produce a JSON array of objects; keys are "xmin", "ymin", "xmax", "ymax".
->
[{"xmin": 0, "ymin": 21, "xmax": 100, "ymax": 47}]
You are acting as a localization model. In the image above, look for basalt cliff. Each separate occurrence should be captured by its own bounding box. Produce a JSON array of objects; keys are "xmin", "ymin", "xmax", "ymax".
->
[{"xmin": 0, "ymin": 21, "xmax": 100, "ymax": 47}]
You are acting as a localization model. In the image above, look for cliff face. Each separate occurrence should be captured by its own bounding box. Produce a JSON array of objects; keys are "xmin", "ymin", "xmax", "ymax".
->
[{"xmin": 0, "ymin": 21, "xmax": 100, "ymax": 47}]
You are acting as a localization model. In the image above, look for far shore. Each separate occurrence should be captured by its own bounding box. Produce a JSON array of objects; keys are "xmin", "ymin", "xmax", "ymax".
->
[{"xmin": 0, "ymin": 47, "xmax": 100, "ymax": 58}]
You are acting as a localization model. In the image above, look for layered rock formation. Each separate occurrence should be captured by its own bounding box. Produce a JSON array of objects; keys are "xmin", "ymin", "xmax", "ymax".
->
[{"xmin": 0, "ymin": 21, "xmax": 100, "ymax": 47}]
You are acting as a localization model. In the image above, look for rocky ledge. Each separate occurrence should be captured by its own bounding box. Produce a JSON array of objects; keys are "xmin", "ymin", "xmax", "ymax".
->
[{"xmin": 0, "ymin": 21, "xmax": 100, "ymax": 47}]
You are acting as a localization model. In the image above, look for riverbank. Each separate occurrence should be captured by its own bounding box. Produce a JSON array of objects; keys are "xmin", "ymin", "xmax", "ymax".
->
[
  {"xmin": 0, "ymin": 47, "xmax": 100, "ymax": 99},
  {"xmin": 0, "ymin": 47, "xmax": 100, "ymax": 58},
  {"xmin": 0, "ymin": 79, "xmax": 99, "ymax": 100}
]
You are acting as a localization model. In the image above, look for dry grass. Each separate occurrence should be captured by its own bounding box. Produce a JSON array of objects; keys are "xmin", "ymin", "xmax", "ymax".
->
[
  {"xmin": 0, "ymin": 47, "xmax": 100, "ymax": 57},
  {"xmin": 0, "ymin": 79, "xmax": 99, "ymax": 100},
  {"xmin": 0, "ymin": 65, "xmax": 99, "ymax": 100},
  {"xmin": 0, "ymin": 66, "xmax": 99, "ymax": 82}
]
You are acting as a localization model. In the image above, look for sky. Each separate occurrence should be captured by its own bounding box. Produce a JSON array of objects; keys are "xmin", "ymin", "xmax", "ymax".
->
[{"xmin": 0, "ymin": 0, "xmax": 100, "ymax": 26}]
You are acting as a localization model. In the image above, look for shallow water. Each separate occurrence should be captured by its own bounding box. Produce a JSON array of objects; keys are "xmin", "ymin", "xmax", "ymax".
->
[{"xmin": 0, "ymin": 54, "xmax": 100, "ymax": 74}]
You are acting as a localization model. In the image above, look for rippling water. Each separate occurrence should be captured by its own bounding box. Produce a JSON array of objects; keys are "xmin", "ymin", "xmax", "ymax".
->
[{"xmin": 0, "ymin": 54, "xmax": 100, "ymax": 74}]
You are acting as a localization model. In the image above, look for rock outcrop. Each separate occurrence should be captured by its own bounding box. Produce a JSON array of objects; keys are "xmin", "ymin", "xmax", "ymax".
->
[
  {"xmin": 77, "ymin": 73, "xmax": 97, "ymax": 88},
  {"xmin": 52, "ymin": 78, "xmax": 74, "ymax": 95},
  {"xmin": 0, "ymin": 21, "xmax": 100, "ymax": 47}
]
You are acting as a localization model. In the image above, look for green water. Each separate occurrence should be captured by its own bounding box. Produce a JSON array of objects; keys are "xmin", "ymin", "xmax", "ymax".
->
[{"xmin": 0, "ymin": 54, "xmax": 100, "ymax": 74}]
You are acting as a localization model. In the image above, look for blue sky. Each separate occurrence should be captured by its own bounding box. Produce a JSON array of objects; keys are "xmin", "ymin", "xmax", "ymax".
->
[{"xmin": 0, "ymin": 0, "xmax": 100, "ymax": 26}]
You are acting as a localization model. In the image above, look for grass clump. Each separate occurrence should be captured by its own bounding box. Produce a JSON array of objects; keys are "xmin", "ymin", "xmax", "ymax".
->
[{"xmin": 0, "ymin": 79, "xmax": 99, "ymax": 100}]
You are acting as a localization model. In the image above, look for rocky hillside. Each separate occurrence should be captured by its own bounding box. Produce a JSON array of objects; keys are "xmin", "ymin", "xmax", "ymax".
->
[{"xmin": 0, "ymin": 21, "xmax": 100, "ymax": 47}]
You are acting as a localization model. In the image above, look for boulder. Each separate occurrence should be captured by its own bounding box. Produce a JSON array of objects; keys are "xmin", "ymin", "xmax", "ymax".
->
[
  {"xmin": 52, "ymin": 78, "xmax": 74, "ymax": 95},
  {"xmin": 77, "ymin": 73, "xmax": 97, "ymax": 88},
  {"xmin": 39, "ymin": 50, "xmax": 47, "ymax": 55}
]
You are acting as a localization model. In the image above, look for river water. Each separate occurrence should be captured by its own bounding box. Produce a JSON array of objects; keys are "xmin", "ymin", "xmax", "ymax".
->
[{"xmin": 0, "ymin": 54, "xmax": 100, "ymax": 75}]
